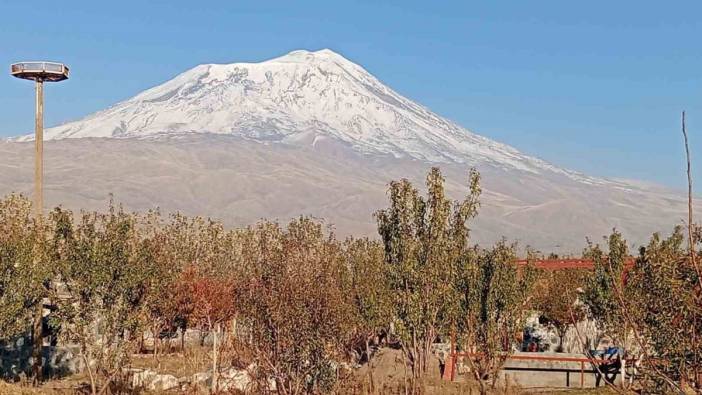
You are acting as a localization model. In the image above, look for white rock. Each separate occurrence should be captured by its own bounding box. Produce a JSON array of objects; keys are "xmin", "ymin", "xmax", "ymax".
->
[
  {"xmin": 149, "ymin": 374, "xmax": 179, "ymax": 391},
  {"xmin": 191, "ymin": 371, "xmax": 212, "ymax": 386},
  {"xmin": 218, "ymin": 367, "xmax": 252, "ymax": 392},
  {"xmin": 131, "ymin": 369, "xmax": 157, "ymax": 388}
]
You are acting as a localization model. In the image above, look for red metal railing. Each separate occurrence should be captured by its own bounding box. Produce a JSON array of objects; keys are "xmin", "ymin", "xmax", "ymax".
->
[
  {"xmin": 443, "ymin": 351, "xmax": 623, "ymax": 388},
  {"xmin": 441, "ymin": 258, "xmax": 640, "ymax": 387},
  {"xmin": 514, "ymin": 257, "xmax": 636, "ymax": 270}
]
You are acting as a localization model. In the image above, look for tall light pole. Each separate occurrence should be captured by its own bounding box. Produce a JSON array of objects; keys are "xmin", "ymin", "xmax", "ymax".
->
[
  {"xmin": 10, "ymin": 61, "xmax": 69, "ymax": 383},
  {"xmin": 10, "ymin": 61, "xmax": 69, "ymax": 217}
]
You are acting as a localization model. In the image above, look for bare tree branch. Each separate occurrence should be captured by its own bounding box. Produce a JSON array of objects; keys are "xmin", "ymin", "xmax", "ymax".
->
[{"xmin": 682, "ymin": 112, "xmax": 702, "ymax": 289}]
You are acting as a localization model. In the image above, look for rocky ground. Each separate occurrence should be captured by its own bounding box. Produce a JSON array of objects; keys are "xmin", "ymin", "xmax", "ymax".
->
[{"xmin": 0, "ymin": 346, "xmax": 622, "ymax": 394}]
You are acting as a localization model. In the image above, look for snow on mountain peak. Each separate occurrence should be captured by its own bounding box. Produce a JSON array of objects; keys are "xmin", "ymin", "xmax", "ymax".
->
[
  {"xmin": 14, "ymin": 49, "xmax": 603, "ymax": 183},
  {"xmin": 274, "ymin": 48, "xmax": 353, "ymax": 63}
]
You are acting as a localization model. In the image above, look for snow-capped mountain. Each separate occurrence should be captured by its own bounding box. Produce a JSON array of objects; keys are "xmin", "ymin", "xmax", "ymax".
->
[
  {"xmin": 21, "ymin": 49, "xmax": 598, "ymax": 183},
  {"xmin": 4, "ymin": 49, "xmax": 697, "ymax": 251}
]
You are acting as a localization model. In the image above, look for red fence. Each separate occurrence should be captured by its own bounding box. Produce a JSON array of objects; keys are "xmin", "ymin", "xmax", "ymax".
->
[
  {"xmin": 442, "ymin": 351, "xmax": 622, "ymax": 388},
  {"xmin": 514, "ymin": 257, "xmax": 635, "ymax": 270}
]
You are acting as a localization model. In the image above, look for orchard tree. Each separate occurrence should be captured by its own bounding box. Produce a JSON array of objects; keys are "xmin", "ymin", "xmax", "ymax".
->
[
  {"xmin": 345, "ymin": 237, "xmax": 392, "ymax": 390},
  {"xmin": 581, "ymin": 231, "xmax": 631, "ymax": 345},
  {"xmin": 51, "ymin": 205, "xmax": 152, "ymax": 395},
  {"xmin": 237, "ymin": 218, "xmax": 355, "ymax": 394},
  {"xmin": 459, "ymin": 241, "xmax": 534, "ymax": 395},
  {"xmin": 142, "ymin": 213, "xmax": 212, "ymax": 356},
  {"xmin": 0, "ymin": 194, "xmax": 52, "ymax": 382},
  {"xmin": 183, "ymin": 265, "xmax": 237, "ymax": 392},
  {"xmin": 629, "ymin": 227, "xmax": 701, "ymax": 390},
  {"xmin": 144, "ymin": 213, "xmax": 241, "ymax": 346},
  {"xmin": 585, "ymin": 228, "xmax": 702, "ymax": 392},
  {"xmin": 375, "ymin": 167, "xmax": 481, "ymax": 382},
  {"xmin": 139, "ymin": 210, "xmax": 180, "ymax": 357},
  {"xmin": 531, "ymin": 269, "xmax": 588, "ymax": 352}
]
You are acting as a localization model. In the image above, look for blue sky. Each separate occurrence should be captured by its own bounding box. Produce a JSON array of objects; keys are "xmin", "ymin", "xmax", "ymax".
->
[{"xmin": 1, "ymin": 0, "xmax": 700, "ymax": 188}]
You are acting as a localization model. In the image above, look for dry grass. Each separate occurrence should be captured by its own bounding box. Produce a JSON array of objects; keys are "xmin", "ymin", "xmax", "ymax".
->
[
  {"xmin": 0, "ymin": 375, "xmax": 92, "ymax": 394},
  {"xmin": 0, "ymin": 348, "xmax": 215, "ymax": 394},
  {"xmin": 130, "ymin": 346, "xmax": 213, "ymax": 378},
  {"xmin": 527, "ymin": 389, "xmax": 617, "ymax": 395}
]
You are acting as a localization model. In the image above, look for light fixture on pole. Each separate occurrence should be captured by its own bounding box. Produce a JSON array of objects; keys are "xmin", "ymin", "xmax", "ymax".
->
[
  {"xmin": 10, "ymin": 61, "xmax": 69, "ymax": 383},
  {"xmin": 10, "ymin": 61, "xmax": 69, "ymax": 217}
]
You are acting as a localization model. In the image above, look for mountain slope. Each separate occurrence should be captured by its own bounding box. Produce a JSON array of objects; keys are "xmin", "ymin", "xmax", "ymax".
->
[
  {"xmin": 20, "ymin": 49, "xmax": 603, "ymax": 183},
  {"xmin": 0, "ymin": 136, "xmax": 695, "ymax": 252},
  {"xmin": 4, "ymin": 49, "xmax": 696, "ymax": 251}
]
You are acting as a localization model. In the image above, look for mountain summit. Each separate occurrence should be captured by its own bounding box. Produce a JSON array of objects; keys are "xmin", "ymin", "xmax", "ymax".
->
[{"xmin": 24, "ymin": 49, "xmax": 590, "ymax": 181}]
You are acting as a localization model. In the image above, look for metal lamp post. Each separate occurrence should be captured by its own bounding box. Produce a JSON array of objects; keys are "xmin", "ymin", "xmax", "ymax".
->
[
  {"xmin": 10, "ymin": 61, "xmax": 69, "ymax": 217},
  {"xmin": 10, "ymin": 61, "xmax": 69, "ymax": 383}
]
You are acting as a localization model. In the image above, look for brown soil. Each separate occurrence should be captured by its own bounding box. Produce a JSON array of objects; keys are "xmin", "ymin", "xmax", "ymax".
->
[
  {"xmin": 351, "ymin": 348, "xmax": 617, "ymax": 395},
  {"xmin": 351, "ymin": 347, "xmax": 484, "ymax": 394}
]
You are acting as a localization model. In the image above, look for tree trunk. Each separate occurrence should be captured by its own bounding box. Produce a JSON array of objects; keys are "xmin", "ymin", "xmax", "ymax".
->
[
  {"xmin": 211, "ymin": 323, "xmax": 219, "ymax": 394},
  {"xmin": 411, "ymin": 331, "xmax": 419, "ymax": 379},
  {"xmin": 403, "ymin": 352, "xmax": 409, "ymax": 395},
  {"xmin": 82, "ymin": 351, "xmax": 97, "ymax": 395},
  {"xmin": 31, "ymin": 302, "xmax": 43, "ymax": 384},
  {"xmin": 366, "ymin": 338, "xmax": 375, "ymax": 393},
  {"xmin": 152, "ymin": 322, "xmax": 159, "ymax": 361},
  {"xmin": 478, "ymin": 378, "xmax": 487, "ymax": 395},
  {"xmin": 97, "ymin": 368, "xmax": 122, "ymax": 395}
]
